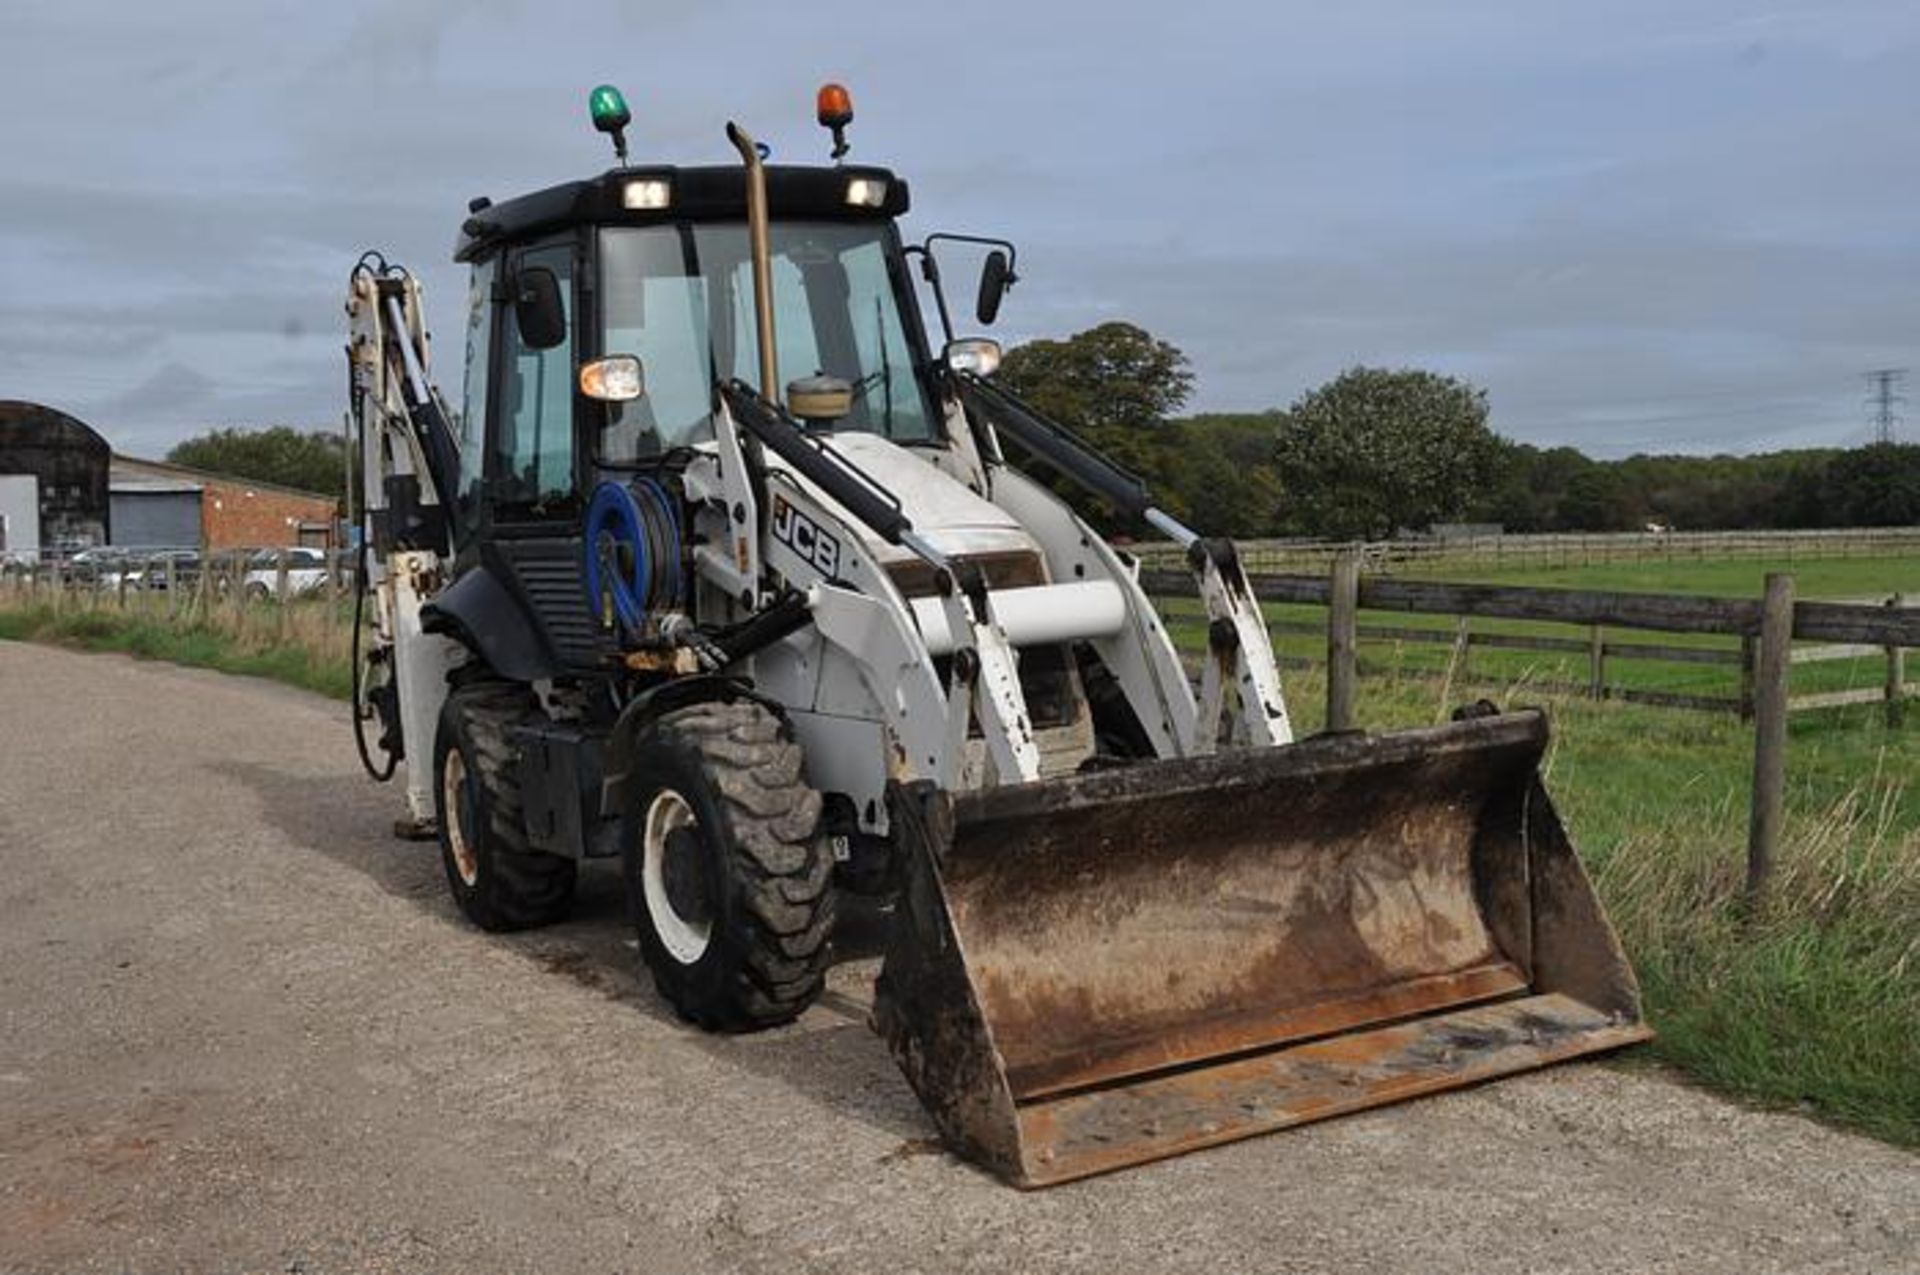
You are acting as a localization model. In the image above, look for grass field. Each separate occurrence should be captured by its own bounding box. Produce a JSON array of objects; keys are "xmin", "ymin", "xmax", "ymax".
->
[{"xmin": 4, "ymin": 559, "xmax": 1917, "ymax": 1148}]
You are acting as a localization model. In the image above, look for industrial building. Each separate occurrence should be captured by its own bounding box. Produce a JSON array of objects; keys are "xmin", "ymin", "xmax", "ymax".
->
[
  {"xmin": 109, "ymin": 455, "xmax": 338, "ymax": 551},
  {"xmin": 0, "ymin": 401, "xmax": 112, "ymax": 556},
  {"xmin": 0, "ymin": 400, "xmax": 338, "ymax": 555}
]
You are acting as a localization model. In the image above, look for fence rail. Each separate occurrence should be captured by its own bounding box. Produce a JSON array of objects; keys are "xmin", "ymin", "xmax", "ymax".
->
[
  {"xmin": 1130, "ymin": 527, "xmax": 1920, "ymax": 575},
  {"xmin": 1142, "ymin": 568, "xmax": 1916, "ymax": 715},
  {"xmin": 1145, "ymin": 558, "xmax": 1917, "ymax": 901}
]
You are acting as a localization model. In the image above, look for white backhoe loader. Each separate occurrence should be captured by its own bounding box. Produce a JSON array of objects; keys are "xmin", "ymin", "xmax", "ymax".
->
[{"xmin": 343, "ymin": 83, "xmax": 1648, "ymax": 1186}]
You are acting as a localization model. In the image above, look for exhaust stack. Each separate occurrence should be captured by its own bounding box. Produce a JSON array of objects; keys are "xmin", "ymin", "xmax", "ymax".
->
[{"xmin": 725, "ymin": 122, "xmax": 779, "ymax": 399}]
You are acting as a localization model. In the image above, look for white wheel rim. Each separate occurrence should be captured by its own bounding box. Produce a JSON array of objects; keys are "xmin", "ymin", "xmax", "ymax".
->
[
  {"xmin": 442, "ymin": 747, "xmax": 479, "ymax": 887},
  {"xmin": 642, "ymin": 790, "xmax": 711, "ymax": 964}
]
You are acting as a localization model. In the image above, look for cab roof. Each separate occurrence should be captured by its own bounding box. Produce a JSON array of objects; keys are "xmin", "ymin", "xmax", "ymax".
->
[{"xmin": 454, "ymin": 163, "xmax": 910, "ymax": 262}]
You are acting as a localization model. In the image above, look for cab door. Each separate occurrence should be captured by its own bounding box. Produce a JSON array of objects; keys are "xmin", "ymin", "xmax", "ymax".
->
[{"xmin": 483, "ymin": 237, "xmax": 611, "ymax": 669}]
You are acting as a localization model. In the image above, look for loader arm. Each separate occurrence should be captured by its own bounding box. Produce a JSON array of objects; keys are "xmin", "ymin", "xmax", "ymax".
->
[
  {"xmin": 952, "ymin": 371, "xmax": 1291, "ymax": 750},
  {"xmin": 720, "ymin": 379, "xmax": 1044, "ymax": 787}
]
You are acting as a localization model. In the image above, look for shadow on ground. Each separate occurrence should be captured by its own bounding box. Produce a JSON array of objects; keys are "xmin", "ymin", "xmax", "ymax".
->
[{"xmin": 212, "ymin": 758, "xmax": 932, "ymax": 1148}]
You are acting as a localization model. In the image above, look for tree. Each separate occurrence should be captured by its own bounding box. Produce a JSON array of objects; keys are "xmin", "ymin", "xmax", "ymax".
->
[
  {"xmin": 1556, "ymin": 467, "xmax": 1637, "ymax": 531},
  {"xmin": 1820, "ymin": 443, "xmax": 1920, "ymax": 526},
  {"xmin": 1272, "ymin": 367, "xmax": 1503, "ymax": 539},
  {"xmin": 997, "ymin": 322, "xmax": 1193, "ymax": 528},
  {"xmin": 167, "ymin": 426, "xmax": 347, "ymax": 504},
  {"xmin": 1162, "ymin": 413, "xmax": 1285, "ymax": 537}
]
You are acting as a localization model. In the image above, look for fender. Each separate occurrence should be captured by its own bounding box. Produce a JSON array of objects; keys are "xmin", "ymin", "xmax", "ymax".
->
[
  {"xmin": 600, "ymin": 675, "xmax": 788, "ymax": 813},
  {"xmin": 421, "ymin": 563, "xmax": 559, "ymax": 682}
]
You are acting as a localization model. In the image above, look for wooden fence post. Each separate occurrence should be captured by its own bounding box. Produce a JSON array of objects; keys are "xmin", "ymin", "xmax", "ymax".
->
[
  {"xmin": 1887, "ymin": 593, "xmax": 1907, "ymax": 729},
  {"xmin": 275, "ymin": 552, "xmax": 292, "ymax": 642},
  {"xmin": 1738, "ymin": 636, "xmax": 1757, "ymax": 721},
  {"xmin": 1326, "ymin": 550, "xmax": 1360, "ymax": 732},
  {"xmin": 1588, "ymin": 625, "xmax": 1606, "ymax": 700},
  {"xmin": 1746, "ymin": 572, "xmax": 1795, "ymax": 905}
]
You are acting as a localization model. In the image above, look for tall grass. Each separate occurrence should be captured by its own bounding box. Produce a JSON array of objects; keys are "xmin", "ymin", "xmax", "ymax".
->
[{"xmin": 0, "ymin": 586, "xmax": 351, "ymax": 700}]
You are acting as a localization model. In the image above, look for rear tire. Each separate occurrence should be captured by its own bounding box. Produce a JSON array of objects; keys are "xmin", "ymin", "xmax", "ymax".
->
[
  {"xmin": 433, "ymin": 683, "xmax": 577, "ymax": 931},
  {"xmin": 621, "ymin": 701, "xmax": 834, "ymax": 1031}
]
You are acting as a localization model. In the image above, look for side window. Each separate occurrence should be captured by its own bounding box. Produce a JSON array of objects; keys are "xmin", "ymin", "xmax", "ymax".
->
[
  {"xmin": 495, "ymin": 243, "xmax": 576, "ymax": 506},
  {"xmin": 458, "ymin": 255, "xmax": 498, "ymax": 525}
]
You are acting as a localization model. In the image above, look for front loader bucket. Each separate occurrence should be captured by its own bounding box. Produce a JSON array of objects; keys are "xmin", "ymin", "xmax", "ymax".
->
[{"xmin": 873, "ymin": 710, "xmax": 1650, "ymax": 1187}]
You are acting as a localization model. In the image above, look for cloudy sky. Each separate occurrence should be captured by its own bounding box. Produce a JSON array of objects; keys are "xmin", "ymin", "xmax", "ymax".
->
[{"xmin": 5, "ymin": 0, "xmax": 1918, "ymax": 458}]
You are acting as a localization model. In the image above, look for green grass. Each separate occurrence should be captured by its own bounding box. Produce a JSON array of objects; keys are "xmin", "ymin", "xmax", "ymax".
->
[{"xmin": 0, "ymin": 601, "xmax": 352, "ymax": 700}]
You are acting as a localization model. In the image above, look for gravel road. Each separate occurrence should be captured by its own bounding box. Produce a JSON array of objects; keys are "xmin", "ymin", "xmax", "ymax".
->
[{"xmin": 1, "ymin": 639, "xmax": 1914, "ymax": 1275}]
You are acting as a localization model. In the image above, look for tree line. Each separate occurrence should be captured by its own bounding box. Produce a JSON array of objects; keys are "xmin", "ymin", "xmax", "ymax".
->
[
  {"xmin": 999, "ymin": 322, "xmax": 1920, "ymax": 540},
  {"xmin": 160, "ymin": 322, "xmax": 1920, "ymax": 540}
]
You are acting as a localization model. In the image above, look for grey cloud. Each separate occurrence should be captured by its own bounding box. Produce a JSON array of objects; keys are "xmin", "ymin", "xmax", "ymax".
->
[{"xmin": 3, "ymin": 0, "xmax": 1918, "ymax": 458}]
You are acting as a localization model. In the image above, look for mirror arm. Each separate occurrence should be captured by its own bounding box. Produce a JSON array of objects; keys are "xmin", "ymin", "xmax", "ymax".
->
[{"xmin": 903, "ymin": 245, "xmax": 956, "ymax": 345}]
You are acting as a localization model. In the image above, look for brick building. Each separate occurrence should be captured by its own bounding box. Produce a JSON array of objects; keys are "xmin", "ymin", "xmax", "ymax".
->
[{"xmin": 110, "ymin": 455, "xmax": 338, "ymax": 550}]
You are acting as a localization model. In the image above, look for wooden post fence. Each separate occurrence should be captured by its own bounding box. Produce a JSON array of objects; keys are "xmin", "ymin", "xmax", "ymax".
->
[
  {"xmin": 1888, "ymin": 594, "xmax": 1908, "ymax": 729},
  {"xmin": 1326, "ymin": 551, "xmax": 1359, "ymax": 731},
  {"xmin": 1746, "ymin": 572, "xmax": 1794, "ymax": 905}
]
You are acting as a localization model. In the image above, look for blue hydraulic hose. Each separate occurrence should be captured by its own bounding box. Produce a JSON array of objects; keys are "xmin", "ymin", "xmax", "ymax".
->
[
  {"xmin": 585, "ymin": 481, "xmax": 650, "ymax": 633},
  {"xmin": 632, "ymin": 476, "xmax": 681, "ymax": 608}
]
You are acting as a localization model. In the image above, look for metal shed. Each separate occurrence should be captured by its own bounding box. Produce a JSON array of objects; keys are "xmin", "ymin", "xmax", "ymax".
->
[{"xmin": 0, "ymin": 401, "xmax": 112, "ymax": 551}]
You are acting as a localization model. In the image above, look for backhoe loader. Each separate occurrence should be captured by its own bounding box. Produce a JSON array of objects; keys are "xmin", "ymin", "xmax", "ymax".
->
[{"xmin": 344, "ymin": 83, "xmax": 1648, "ymax": 1186}]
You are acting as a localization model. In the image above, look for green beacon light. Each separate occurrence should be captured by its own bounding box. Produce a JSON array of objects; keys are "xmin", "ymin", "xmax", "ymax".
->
[{"xmin": 589, "ymin": 84, "xmax": 632, "ymax": 165}]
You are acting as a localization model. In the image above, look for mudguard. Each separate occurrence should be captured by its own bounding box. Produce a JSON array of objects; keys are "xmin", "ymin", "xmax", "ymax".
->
[{"xmin": 421, "ymin": 563, "xmax": 558, "ymax": 682}]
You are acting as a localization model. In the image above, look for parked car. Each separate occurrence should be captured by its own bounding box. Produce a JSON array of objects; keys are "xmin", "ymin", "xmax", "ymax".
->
[
  {"xmin": 66, "ymin": 548, "xmax": 133, "ymax": 590},
  {"xmin": 131, "ymin": 549, "xmax": 202, "ymax": 591},
  {"xmin": 242, "ymin": 547, "xmax": 332, "ymax": 601}
]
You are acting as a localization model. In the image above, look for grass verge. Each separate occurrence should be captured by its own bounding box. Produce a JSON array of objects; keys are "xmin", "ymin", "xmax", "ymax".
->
[{"xmin": 0, "ymin": 600, "xmax": 353, "ymax": 701}]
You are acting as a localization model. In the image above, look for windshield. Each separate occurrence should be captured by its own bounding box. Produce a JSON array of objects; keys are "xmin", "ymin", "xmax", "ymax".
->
[{"xmin": 599, "ymin": 221, "xmax": 935, "ymax": 460}]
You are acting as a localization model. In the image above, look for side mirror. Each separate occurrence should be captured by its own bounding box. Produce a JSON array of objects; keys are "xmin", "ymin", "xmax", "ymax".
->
[
  {"xmin": 976, "ymin": 249, "xmax": 1013, "ymax": 326},
  {"xmin": 514, "ymin": 267, "xmax": 567, "ymax": 350},
  {"xmin": 944, "ymin": 338, "xmax": 1002, "ymax": 378}
]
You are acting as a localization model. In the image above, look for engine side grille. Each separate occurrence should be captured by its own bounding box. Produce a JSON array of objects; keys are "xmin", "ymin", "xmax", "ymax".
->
[{"xmin": 502, "ymin": 541, "xmax": 613, "ymax": 670}]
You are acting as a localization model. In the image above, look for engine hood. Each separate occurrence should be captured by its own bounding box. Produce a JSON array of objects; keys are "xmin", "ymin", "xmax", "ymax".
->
[{"xmin": 767, "ymin": 431, "xmax": 1039, "ymax": 566}]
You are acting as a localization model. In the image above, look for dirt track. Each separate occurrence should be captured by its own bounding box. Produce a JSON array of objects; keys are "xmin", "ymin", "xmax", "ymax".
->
[{"xmin": 1, "ymin": 639, "xmax": 1914, "ymax": 1275}]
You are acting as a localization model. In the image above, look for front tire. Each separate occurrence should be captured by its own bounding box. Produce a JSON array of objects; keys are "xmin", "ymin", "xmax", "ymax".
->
[
  {"xmin": 622, "ymin": 701, "xmax": 834, "ymax": 1031},
  {"xmin": 433, "ymin": 683, "xmax": 577, "ymax": 931}
]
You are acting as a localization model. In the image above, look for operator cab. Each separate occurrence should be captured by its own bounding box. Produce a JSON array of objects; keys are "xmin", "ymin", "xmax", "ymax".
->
[{"xmin": 447, "ymin": 84, "xmax": 1010, "ymax": 552}]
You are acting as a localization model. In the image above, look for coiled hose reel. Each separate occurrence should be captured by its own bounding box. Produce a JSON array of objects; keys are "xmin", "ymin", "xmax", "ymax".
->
[{"xmin": 585, "ymin": 478, "xmax": 683, "ymax": 643}]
